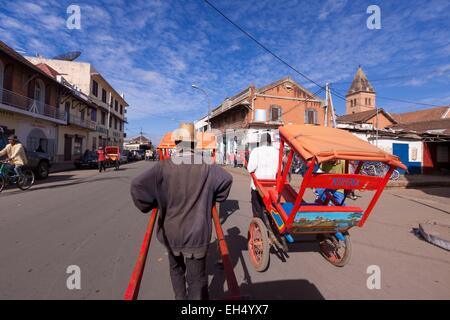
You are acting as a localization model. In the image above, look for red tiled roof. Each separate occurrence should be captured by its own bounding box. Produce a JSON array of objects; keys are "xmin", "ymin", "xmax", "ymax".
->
[
  {"xmin": 35, "ymin": 63, "xmax": 60, "ymax": 79},
  {"xmin": 392, "ymin": 118, "xmax": 450, "ymax": 135},
  {"xmin": 0, "ymin": 40, "xmax": 60, "ymax": 84},
  {"xmin": 337, "ymin": 108, "xmax": 397, "ymax": 124},
  {"xmin": 391, "ymin": 106, "xmax": 449, "ymax": 124}
]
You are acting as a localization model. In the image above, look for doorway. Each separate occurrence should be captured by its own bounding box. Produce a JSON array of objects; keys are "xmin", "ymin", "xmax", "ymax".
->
[{"xmin": 64, "ymin": 135, "xmax": 72, "ymax": 161}]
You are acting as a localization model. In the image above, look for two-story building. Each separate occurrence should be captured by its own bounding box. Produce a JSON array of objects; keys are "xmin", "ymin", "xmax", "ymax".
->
[
  {"xmin": 0, "ymin": 41, "xmax": 66, "ymax": 161},
  {"xmin": 25, "ymin": 56, "xmax": 128, "ymax": 153},
  {"xmin": 205, "ymin": 77, "xmax": 325, "ymax": 164},
  {"xmin": 34, "ymin": 62, "xmax": 99, "ymax": 162}
]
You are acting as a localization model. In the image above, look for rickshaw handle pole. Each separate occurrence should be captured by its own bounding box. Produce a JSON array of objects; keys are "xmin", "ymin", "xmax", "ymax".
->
[
  {"xmin": 124, "ymin": 208, "xmax": 158, "ymax": 300},
  {"xmin": 212, "ymin": 205, "xmax": 241, "ymax": 299}
]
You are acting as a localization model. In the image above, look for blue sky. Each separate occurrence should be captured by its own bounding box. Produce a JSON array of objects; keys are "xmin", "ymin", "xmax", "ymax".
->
[{"xmin": 1, "ymin": 0, "xmax": 449, "ymax": 143}]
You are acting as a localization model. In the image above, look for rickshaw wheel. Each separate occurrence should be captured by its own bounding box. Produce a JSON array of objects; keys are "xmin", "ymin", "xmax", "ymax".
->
[
  {"xmin": 318, "ymin": 233, "xmax": 352, "ymax": 267},
  {"xmin": 248, "ymin": 218, "xmax": 270, "ymax": 272}
]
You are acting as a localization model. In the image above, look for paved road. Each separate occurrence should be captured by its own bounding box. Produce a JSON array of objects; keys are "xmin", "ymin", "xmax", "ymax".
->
[{"xmin": 0, "ymin": 161, "xmax": 449, "ymax": 299}]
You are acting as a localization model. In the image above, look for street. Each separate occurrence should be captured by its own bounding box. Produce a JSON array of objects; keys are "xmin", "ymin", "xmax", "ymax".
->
[{"xmin": 0, "ymin": 160, "xmax": 449, "ymax": 300}]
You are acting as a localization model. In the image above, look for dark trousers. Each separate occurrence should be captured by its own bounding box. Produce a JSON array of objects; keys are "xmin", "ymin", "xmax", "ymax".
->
[
  {"xmin": 168, "ymin": 251, "xmax": 208, "ymax": 300},
  {"xmin": 251, "ymin": 189, "xmax": 264, "ymax": 218},
  {"xmin": 98, "ymin": 161, "xmax": 106, "ymax": 172}
]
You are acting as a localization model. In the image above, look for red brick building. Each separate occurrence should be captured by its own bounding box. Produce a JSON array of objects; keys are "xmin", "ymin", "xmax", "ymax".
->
[{"xmin": 207, "ymin": 77, "xmax": 325, "ymax": 164}]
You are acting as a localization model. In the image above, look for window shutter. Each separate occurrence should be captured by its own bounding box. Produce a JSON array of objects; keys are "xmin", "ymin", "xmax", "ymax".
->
[
  {"xmin": 304, "ymin": 110, "xmax": 308, "ymax": 124},
  {"xmin": 278, "ymin": 107, "xmax": 281, "ymax": 121}
]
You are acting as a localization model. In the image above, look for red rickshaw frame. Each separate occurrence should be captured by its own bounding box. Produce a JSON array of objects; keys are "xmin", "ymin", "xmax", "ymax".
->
[{"xmin": 247, "ymin": 124, "xmax": 407, "ymax": 269}]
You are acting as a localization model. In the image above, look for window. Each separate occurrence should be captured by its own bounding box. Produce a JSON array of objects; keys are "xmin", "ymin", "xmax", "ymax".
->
[
  {"xmin": 91, "ymin": 108, "xmax": 97, "ymax": 122},
  {"xmin": 0, "ymin": 60, "xmax": 4, "ymax": 97},
  {"xmin": 304, "ymin": 108, "xmax": 317, "ymax": 124},
  {"xmin": 115, "ymin": 100, "xmax": 118, "ymax": 112},
  {"xmin": 120, "ymin": 104, "xmax": 123, "ymax": 114},
  {"xmin": 92, "ymin": 80, "xmax": 98, "ymax": 97},
  {"xmin": 102, "ymin": 89, "xmax": 107, "ymax": 103},
  {"xmin": 270, "ymin": 105, "xmax": 281, "ymax": 122},
  {"xmin": 74, "ymin": 137, "xmax": 82, "ymax": 156},
  {"xmin": 369, "ymin": 98, "xmax": 371, "ymax": 105},
  {"xmin": 114, "ymin": 117, "xmax": 117, "ymax": 130},
  {"xmin": 92, "ymin": 137, "xmax": 97, "ymax": 151},
  {"xmin": 101, "ymin": 111, "xmax": 106, "ymax": 125},
  {"xmin": 3, "ymin": 64, "xmax": 13, "ymax": 91},
  {"xmin": 109, "ymin": 115, "xmax": 112, "ymax": 128},
  {"xmin": 80, "ymin": 109, "xmax": 85, "ymax": 121}
]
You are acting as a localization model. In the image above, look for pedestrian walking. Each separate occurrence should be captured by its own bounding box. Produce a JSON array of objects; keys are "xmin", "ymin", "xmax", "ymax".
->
[
  {"xmin": 130, "ymin": 123, "xmax": 233, "ymax": 300},
  {"xmin": 97, "ymin": 146, "xmax": 107, "ymax": 172},
  {"xmin": 247, "ymin": 133, "xmax": 279, "ymax": 219}
]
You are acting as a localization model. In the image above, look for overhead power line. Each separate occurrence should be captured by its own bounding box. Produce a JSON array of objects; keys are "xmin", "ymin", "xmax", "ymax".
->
[
  {"xmin": 203, "ymin": 0, "xmax": 326, "ymax": 92},
  {"xmin": 204, "ymin": 0, "xmax": 446, "ymax": 110}
]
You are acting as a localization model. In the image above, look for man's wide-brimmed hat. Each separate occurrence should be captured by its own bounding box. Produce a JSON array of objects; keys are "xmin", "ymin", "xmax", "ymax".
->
[{"xmin": 173, "ymin": 123, "xmax": 195, "ymax": 142}]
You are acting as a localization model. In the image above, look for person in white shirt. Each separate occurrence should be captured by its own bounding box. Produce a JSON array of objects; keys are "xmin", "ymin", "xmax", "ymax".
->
[{"xmin": 247, "ymin": 133, "xmax": 279, "ymax": 218}]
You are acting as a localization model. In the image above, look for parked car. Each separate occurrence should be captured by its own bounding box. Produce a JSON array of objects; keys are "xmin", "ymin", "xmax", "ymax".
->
[
  {"xmin": 0, "ymin": 129, "xmax": 51, "ymax": 179},
  {"xmin": 122, "ymin": 150, "xmax": 134, "ymax": 162},
  {"xmin": 120, "ymin": 150, "xmax": 129, "ymax": 164},
  {"xmin": 132, "ymin": 150, "xmax": 144, "ymax": 161},
  {"xmin": 74, "ymin": 150, "xmax": 98, "ymax": 169}
]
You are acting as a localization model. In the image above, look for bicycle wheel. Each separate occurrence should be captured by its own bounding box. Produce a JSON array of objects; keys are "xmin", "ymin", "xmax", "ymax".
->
[
  {"xmin": 17, "ymin": 170, "xmax": 35, "ymax": 190},
  {"xmin": 390, "ymin": 170, "xmax": 400, "ymax": 181},
  {"xmin": 0, "ymin": 174, "xmax": 6, "ymax": 193}
]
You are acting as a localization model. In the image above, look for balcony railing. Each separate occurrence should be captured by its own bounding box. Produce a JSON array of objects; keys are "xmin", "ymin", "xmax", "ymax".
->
[
  {"xmin": 97, "ymin": 126, "xmax": 109, "ymax": 134},
  {"xmin": 67, "ymin": 114, "xmax": 97, "ymax": 130},
  {"xmin": 0, "ymin": 88, "xmax": 66, "ymax": 123}
]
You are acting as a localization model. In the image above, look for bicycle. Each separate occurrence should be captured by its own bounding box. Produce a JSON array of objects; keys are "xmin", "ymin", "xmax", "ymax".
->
[
  {"xmin": 361, "ymin": 161, "xmax": 400, "ymax": 181},
  {"xmin": 0, "ymin": 161, "xmax": 35, "ymax": 192}
]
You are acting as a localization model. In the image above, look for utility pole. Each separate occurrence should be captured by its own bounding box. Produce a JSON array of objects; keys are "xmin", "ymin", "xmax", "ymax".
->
[
  {"xmin": 107, "ymin": 95, "xmax": 111, "ymax": 146},
  {"xmin": 375, "ymin": 106, "xmax": 379, "ymax": 147},
  {"xmin": 324, "ymin": 83, "xmax": 329, "ymax": 127},
  {"xmin": 192, "ymin": 85, "xmax": 211, "ymax": 131}
]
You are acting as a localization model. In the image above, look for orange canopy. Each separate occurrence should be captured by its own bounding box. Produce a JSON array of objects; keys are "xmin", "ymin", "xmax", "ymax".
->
[
  {"xmin": 279, "ymin": 125, "xmax": 407, "ymax": 170},
  {"xmin": 196, "ymin": 132, "xmax": 217, "ymax": 150},
  {"xmin": 157, "ymin": 132, "xmax": 176, "ymax": 149}
]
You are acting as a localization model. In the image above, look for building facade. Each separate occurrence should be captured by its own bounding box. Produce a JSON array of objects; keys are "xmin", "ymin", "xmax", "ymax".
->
[
  {"xmin": 26, "ymin": 56, "xmax": 128, "ymax": 153},
  {"xmin": 0, "ymin": 41, "xmax": 66, "ymax": 161},
  {"xmin": 205, "ymin": 77, "xmax": 325, "ymax": 164}
]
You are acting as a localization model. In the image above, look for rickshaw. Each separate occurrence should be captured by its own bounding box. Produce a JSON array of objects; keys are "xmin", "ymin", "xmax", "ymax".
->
[
  {"xmin": 124, "ymin": 130, "xmax": 241, "ymax": 299},
  {"xmin": 105, "ymin": 146, "xmax": 120, "ymax": 170},
  {"xmin": 247, "ymin": 124, "xmax": 406, "ymax": 270},
  {"xmin": 156, "ymin": 131, "xmax": 176, "ymax": 160}
]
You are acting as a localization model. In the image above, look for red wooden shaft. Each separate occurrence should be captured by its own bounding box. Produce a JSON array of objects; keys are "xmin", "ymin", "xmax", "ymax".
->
[
  {"xmin": 212, "ymin": 206, "xmax": 240, "ymax": 299},
  {"xmin": 124, "ymin": 208, "xmax": 158, "ymax": 300}
]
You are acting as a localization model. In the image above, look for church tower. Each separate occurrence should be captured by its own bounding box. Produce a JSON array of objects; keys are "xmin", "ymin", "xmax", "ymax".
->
[{"xmin": 346, "ymin": 66, "xmax": 376, "ymax": 114}]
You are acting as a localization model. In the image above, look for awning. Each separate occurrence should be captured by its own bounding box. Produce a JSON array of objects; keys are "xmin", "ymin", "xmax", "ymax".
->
[
  {"xmin": 157, "ymin": 132, "xmax": 176, "ymax": 149},
  {"xmin": 279, "ymin": 124, "xmax": 407, "ymax": 170}
]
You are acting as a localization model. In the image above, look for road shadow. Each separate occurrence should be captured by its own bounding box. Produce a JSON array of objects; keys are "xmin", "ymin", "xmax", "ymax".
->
[
  {"xmin": 207, "ymin": 227, "xmax": 251, "ymax": 299},
  {"xmin": 1, "ymin": 176, "xmax": 126, "ymax": 196},
  {"xmin": 207, "ymin": 227, "xmax": 324, "ymax": 300},
  {"xmin": 218, "ymin": 200, "xmax": 240, "ymax": 224},
  {"xmin": 239, "ymin": 279, "xmax": 324, "ymax": 300}
]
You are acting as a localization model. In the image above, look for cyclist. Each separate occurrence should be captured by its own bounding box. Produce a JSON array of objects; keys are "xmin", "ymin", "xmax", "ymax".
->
[{"xmin": 0, "ymin": 135, "xmax": 28, "ymax": 177}]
